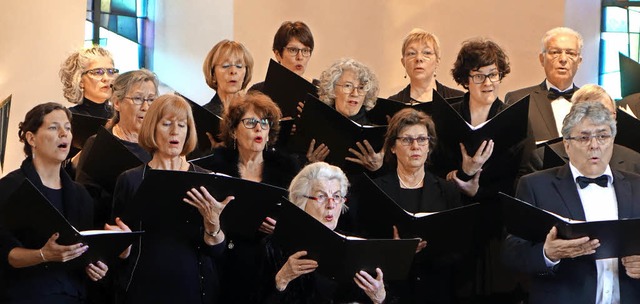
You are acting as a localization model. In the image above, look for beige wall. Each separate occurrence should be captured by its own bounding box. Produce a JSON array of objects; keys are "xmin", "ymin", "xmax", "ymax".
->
[
  {"xmin": 0, "ymin": 1, "xmax": 86, "ymax": 175},
  {"xmin": 235, "ymin": 0, "xmax": 598, "ymax": 98}
]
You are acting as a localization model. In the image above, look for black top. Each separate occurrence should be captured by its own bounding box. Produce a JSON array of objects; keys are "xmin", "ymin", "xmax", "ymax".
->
[
  {"xmin": 248, "ymin": 81, "xmax": 266, "ymax": 93},
  {"xmin": 372, "ymin": 170, "xmax": 465, "ymax": 304},
  {"xmin": 388, "ymin": 81, "xmax": 464, "ymax": 104},
  {"xmin": 202, "ymin": 93, "xmax": 224, "ymax": 116},
  {"xmin": 254, "ymin": 235, "xmax": 397, "ymax": 304},
  {"xmin": 348, "ymin": 106, "xmax": 372, "ymax": 125},
  {"xmin": 112, "ymin": 163, "xmax": 225, "ymax": 304},
  {"xmin": 69, "ymin": 97, "xmax": 113, "ymax": 119},
  {"xmin": 194, "ymin": 147, "xmax": 300, "ymax": 304},
  {"xmin": 0, "ymin": 158, "xmax": 94, "ymax": 303}
]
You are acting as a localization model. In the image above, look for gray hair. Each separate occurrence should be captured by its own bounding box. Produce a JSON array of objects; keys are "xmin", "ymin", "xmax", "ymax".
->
[
  {"xmin": 59, "ymin": 46, "xmax": 114, "ymax": 104},
  {"xmin": 317, "ymin": 58, "xmax": 379, "ymax": 111},
  {"xmin": 288, "ymin": 162, "xmax": 349, "ymax": 213},
  {"xmin": 571, "ymin": 84, "xmax": 615, "ymax": 111},
  {"xmin": 108, "ymin": 69, "xmax": 159, "ymax": 127},
  {"xmin": 541, "ymin": 27, "xmax": 583, "ymax": 53},
  {"xmin": 562, "ymin": 101, "xmax": 617, "ymax": 138}
]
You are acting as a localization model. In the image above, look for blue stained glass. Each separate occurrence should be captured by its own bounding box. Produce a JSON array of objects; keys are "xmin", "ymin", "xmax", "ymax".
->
[
  {"xmin": 110, "ymin": 0, "xmax": 137, "ymax": 17},
  {"xmin": 604, "ymin": 7, "xmax": 629, "ymax": 32},
  {"xmin": 602, "ymin": 32, "xmax": 629, "ymax": 73}
]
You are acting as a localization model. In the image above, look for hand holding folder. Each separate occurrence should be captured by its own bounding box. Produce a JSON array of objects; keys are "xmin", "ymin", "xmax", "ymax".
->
[
  {"xmin": 0, "ymin": 180, "xmax": 142, "ymax": 266},
  {"xmin": 500, "ymin": 192, "xmax": 640, "ymax": 259}
]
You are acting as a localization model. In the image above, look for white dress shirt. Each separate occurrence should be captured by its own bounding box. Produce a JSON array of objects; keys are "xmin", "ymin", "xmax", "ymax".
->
[{"xmin": 546, "ymin": 80, "xmax": 573, "ymax": 137}]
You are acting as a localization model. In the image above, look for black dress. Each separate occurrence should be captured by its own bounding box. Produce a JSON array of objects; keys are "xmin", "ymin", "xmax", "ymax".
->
[
  {"xmin": 371, "ymin": 170, "xmax": 467, "ymax": 304},
  {"xmin": 69, "ymin": 97, "xmax": 113, "ymax": 119},
  {"xmin": 0, "ymin": 158, "xmax": 94, "ymax": 304},
  {"xmin": 202, "ymin": 94, "xmax": 223, "ymax": 116},
  {"xmin": 388, "ymin": 81, "xmax": 464, "ymax": 104},
  {"xmin": 112, "ymin": 164, "xmax": 225, "ymax": 304},
  {"xmin": 194, "ymin": 147, "xmax": 300, "ymax": 304}
]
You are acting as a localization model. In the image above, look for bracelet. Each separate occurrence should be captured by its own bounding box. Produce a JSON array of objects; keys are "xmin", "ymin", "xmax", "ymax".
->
[
  {"xmin": 205, "ymin": 227, "xmax": 222, "ymax": 237},
  {"xmin": 39, "ymin": 249, "xmax": 47, "ymax": 262}
]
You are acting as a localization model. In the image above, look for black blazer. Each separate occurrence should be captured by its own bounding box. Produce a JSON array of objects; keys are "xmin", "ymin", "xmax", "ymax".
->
[
  {"xmin": 0, "ymin": 158, "xmax": 94, "ymax": 302},
  {"xmin": 388, "ymin": 81, "xmax": 464, "ymax": 103},
  {"xmin": 502, "ymin": 165, "xmax": 640, "ymax": 304},
  {"xmin": 505, "ymin": 80, "xmax": 578, "ymax": 142}
]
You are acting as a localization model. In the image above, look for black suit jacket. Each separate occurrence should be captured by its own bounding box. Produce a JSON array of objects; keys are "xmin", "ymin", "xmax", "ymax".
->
[
  {"xmin": 529, "ymin": 142, "xmax": 640, "ymax": 175},
  {"xmin": 503, "ymin": 165, "xmax": 640, "ymax": 304},
  {"xmin": 505, "ymin": 81, "xmax": 577, "ymax": 142}
]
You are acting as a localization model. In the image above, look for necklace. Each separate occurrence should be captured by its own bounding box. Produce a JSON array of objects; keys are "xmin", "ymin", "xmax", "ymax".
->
[{"xmin": 397, "ymin": 173, "xmax": 423, "ymax": 189}]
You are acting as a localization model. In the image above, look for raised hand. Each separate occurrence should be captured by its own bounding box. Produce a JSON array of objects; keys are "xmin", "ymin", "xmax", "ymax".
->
[
  {"xmin": 306, "ymin": 139, "xmax": 330, "ymax": 163},
  {"xmin": 346, "ymin": 140, "xmax": 384, "ymax": 172},
  {"xmin": 460, "ymin": 140, "xmax": 493, "ymax": 176},
  {"xmin": 354, "ymin": 268, "xmax": 386, "ymax": 304}
]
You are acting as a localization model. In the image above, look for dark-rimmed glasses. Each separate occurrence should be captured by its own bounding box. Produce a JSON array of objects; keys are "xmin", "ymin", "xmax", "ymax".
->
[
  {"xmin": 240, "ymin": 118, "xmax": 272, "ymax": 130},
  {"xmin": 285, "ymin": 47, "xmax": 312, "ymax": 57},
  {"xmin": 396, "ymin": 136, "xmax": 431, "ymax": 146},
  {"xmin": 469, "ymin": 72, "xmax": 502, "ymax": 84}
]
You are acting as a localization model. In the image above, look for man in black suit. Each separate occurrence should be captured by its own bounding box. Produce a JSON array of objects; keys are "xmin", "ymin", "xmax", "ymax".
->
[
  {"xmin": 528, "ymin": 84, "xmax": 640, "ymax": 174},
  {"xmin": 505, "ymin": 27, "xmax": 583, "ymax": 142},
  {"xmin": 503, "ymin": 101, "xmax": 640, "ymax": 304}
]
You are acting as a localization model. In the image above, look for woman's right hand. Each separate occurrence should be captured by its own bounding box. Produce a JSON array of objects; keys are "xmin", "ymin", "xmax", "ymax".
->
[
  {"xmin": 275, "ymin": 250, "xmax": 318, "ymax": 291},
  {"xmin": 460, "ymin": 140, "xmax": 494, "ymax": 176},
  {"xmin": 306, "ymin": 139, "xmax": 330, "ymax": 163},
  {"xmin": 41, "ymin": 232, "xmax": 88, "ymax": 263},
  {"xmin": 393, "ymin": 225, "xmax": 426, "ymax": 253}
]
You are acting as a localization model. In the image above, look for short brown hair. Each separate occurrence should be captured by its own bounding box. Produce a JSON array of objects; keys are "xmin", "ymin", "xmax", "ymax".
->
[
  {"xmin": 272, "ymin": 21, "xmax": 314, "ymax": 55},
  {"xmin": 219, "ymin": 91, "xmax": 282, "ymax": 148},
  {"xmin": 138, "ymin": 94, "xmax": 197, "ymax": 155},
  {"xmin": 202, "ymin": 40, "xmax": 254, "ymax": 90},
  {"xmin": 383, "ymin": 108, "xmax": 437, "ymax": 165},
  {"xmin": 19, "ymin": 102, "xmax": 72, "ymax": 157},
  {"xmin": 451, "ymin": 38, "xmax": 511, "ymax": 89}
]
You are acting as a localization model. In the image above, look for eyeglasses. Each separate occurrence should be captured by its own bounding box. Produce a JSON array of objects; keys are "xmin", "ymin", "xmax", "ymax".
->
[
  {"xmin": 82, "ymin": 68, "xmax": 120, "ymax": 79},
  {"xmin": 565, "ymin": 134, "xmax": 613, "ymax": 145},
  {"xmin": 545, "ymin": 48, "xmax": 580, "ymax": 60},
  {"xmin": 217, "ymin": 63, "xmax": 245, "ymax": 69},
  {"xmin": 304, "ymin": 194, "xmax": 346, "ymax": 205},
  {"xmin": 469, "ymin": 72, "xmax": 502, "ymax": 84},
  {"xmin": 335, "ymin": 82, "xmax": 369, "ymax": 96},
  {"xmin": 396, "ymin": 136, "xmax": 431, "ymax": 146},
  {"xmin": 285, "ymin": 47, "xmax": 312, "ymax": 57},
  {"xmin": 404, "ymin": 50, "xmax": 436, "ymax": 60},
  {"xmin": 240, "ymin": 118, "xmax": 272, "ymax": 130},
  {"xmin": 124, "ymin": 96, "xmax": 156, "ymax": 105}
]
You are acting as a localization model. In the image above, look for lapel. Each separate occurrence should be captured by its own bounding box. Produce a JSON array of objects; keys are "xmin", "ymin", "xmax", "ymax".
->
[
  {"xmin": 531, "ymin": 81, "xmax": 559, "ymax": 139},
  {"xmin": 612, "ymin": 170, "xmax": 636, "ymax": 219},
  {"xmin": 551, "ymin": 165, "xmax": 586, "ymax": 220}
]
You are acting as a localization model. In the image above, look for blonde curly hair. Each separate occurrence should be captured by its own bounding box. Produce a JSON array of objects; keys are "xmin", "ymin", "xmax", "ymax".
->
[{"xmin": 59, "ymin": 46, "xmax": 114, "ymax": 104}]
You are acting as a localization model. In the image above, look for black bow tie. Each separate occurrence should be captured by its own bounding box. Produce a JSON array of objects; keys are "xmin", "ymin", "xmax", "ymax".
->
[
  {"xmin": 576, "ymin": 175, "xmax": 608, "ymax": 189},
  {"xmin": 547, "ymin": 87, "xmax": 574, "ymax": 100}
]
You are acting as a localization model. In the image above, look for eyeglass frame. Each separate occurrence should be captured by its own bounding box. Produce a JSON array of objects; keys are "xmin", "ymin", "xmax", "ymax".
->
[
  {"xmin": 124, "ymin": 96, "xmax": 156, "ymax": 105},
  {"xmin": 544, "ymin": 48, "xmax": 580, "ymax": 60},
  {"xmin": 303, "ymin": 194, "xmax": 346, "ymax": 205},
  {"xmin": 82, "ymin": 68, "xmax": 120, "ymax": 79},
  {"xmin": 215, "ymin": 62, "xmax": 246, "ymax": 70},
  {"xmin": 284, "ymin": 46, "xmax": 312, "ymax": 57},
  {"xmin": 240, "ymin": 117, "xmax": 272, "ymax": 130},
  {"xmin": 468, "ymin": 72, "xmax": 503, "ymax": 84},
  {"xmin": 335, "ymin": 82, "xmax": 370, "ymax": 96},
  {"xmin": 395, "ymin": 135, "xmax": 432, "ymax": 146},
  {"xmin": 565, "ymin": 133, "xmax": 613, "ymax": 145}
]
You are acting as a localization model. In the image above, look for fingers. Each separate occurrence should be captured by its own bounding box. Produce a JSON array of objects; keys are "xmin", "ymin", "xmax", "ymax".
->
[
  {"xmin": 307, "ymin": 139, "xmax": 316, "ymax": 155},
  {"xmin": 221, "ymin": 195, "xmax": 235, "ymax": 206},
  {"xmin": 264, "ymin": 216, "xmax": 277, "ymax": 225},
  {"xmin": 60, "ymin": 244, "xmax": 89, "ymax": 262},
  {"xmin": 459, "ymin": 143, "xmax": 468, "ymax": 157},
  {"xmin": 259, "ymin": 220, "xmax": 275, "ymax": 235},
  {"xmin": 416, "ymin": 240, "xmax": 427, "ymax": 253},
  {"xmin": 392, "ymin": 226, "xmax": 400, "ymax": 240},
  {"xmin": 115, "ymin": 217, "xmax": 132, "ymax": 232},
  {"xmin": 622, "ymin": 255, "xmax": 640, "ymax": 279},
  {"xmin": 86, "ymin": 261, "xmax": 109, "ymax": 281}
]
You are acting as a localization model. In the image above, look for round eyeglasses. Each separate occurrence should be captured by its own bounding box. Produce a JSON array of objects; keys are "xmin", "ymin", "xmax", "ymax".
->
[{"xmin": 335, "ymin": 82, "xmax": 369, "ymax": 96}]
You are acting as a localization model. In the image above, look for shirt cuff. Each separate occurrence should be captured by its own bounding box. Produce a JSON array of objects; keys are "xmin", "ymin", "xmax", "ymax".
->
[{"xmin": 543, "ymin": 248, "xmax": 560, "ymax": 268}]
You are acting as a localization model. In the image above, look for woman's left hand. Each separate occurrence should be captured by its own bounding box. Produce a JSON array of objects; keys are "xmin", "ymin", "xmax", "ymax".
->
[
  {"xmin": 85, "ymin": 261, "xmax": 108, "ymax": 282},
  {"xmin": 104, "ymin": 217, "xmax": 132, "ymax": 259},
  {"xmin": 183, "ymin": 186, "xmax": 234, "ymax": 238},
  {"xmin": 346, "ymin": 140, "xmax": 384, "ymax": 172},
  {"xmin": 354, "ymin": 268, "xmax": 386, "ymax": 304}
]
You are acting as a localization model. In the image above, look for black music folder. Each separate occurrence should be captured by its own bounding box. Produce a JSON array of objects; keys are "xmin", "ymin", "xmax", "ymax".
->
[
  {"xmin": 542, "ymin": 141, "xmax": 567, "ymax": 169},
  {"xmin": 0, "ymin": 179, "xmax": 142, "ymax": 265},
  {"xmin": 263, "ymin": 59, "xmax": 318, "ymax": 118},
  {"xmin": 367, "ymin": 95, "xmax": 436, "ymax": 125},
  {"xmin": 0, "ymin": 95, "xmax": 11, "ymax": 171},
  {"xmin": 71, "ymin": 113, "xmax": 108, "ymax": 149},
  {"xmin": 354, "ymin": 174, "xmax": 481, "ymax": 258},
  {"xmin": 500, "ymin": 192, "xmax": 640, "ymax": 259},
  {"xmin": 81, "ymin": 127, "xmax": 144, "ymax": 192},
  {"xmin": 615, "ymin": 108, "xmax": 640, "ymax": 154},
  {"xmin": 273, "ymin": 198, "xmax": 418, "ymax": 283},
  {"xmin": 431, "ymin": 94, "xmax": 530, "ymax": 159},
  {"xmin": 175, "ymin": 92, "xmax": 222, "ymax": 154},
  {"xmin": 128, "ymin": 169, "xmax": 286, "ymax": 239},
  {"xmin": 288, "ymin": 94, "xmax": 387, "ymax": 169},
  {"xmin": 619, "ymin": 52, "xmax": 640, "ymax": 97}
]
